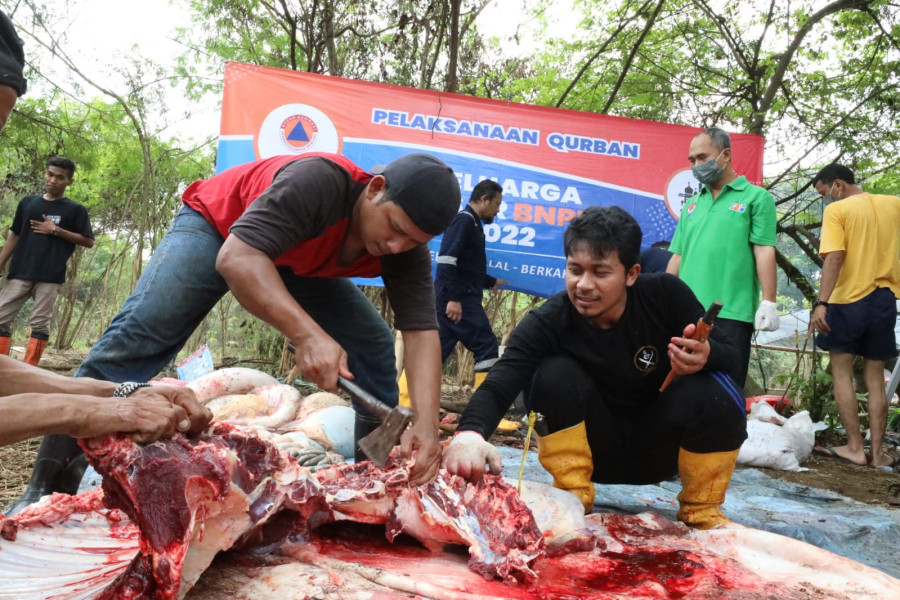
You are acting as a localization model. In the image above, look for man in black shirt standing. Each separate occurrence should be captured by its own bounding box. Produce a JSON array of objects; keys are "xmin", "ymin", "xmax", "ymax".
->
[
  {"xmin": 443, "ymin": 206, "xmax": 747, "ymax": 529},
  {"xmin": 0, "ymin": 156, "xmax": 94, "ymax": 365}
]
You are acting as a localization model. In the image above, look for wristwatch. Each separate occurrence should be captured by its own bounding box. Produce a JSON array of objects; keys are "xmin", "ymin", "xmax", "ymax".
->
[
  {"xmin": 51, "ymin": 226, "xmax": 59, "ymax": 236},
  {"xmin": 114, "ymin": 382, "xmax": 153, "ymax": 397},
  {"xmin": 813, "ymin": 299, "xmax": 829, "ymax": 308}
]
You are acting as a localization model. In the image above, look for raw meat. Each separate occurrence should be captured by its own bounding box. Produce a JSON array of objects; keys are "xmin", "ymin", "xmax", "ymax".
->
[
  {"xmin": 80, "ymin": 423, "xmax": 264, "ymax": 599},
  {"xmin": 3, "ymin": 423, "xmax": 900, "ymax": 600},
  {"xmin": 696, "ymin": 524, "xmax": 900, "ymax": 598},
  {"xmin": 0, "ymin": 422, "xmax": 544, "ymax": 598},
  {"xmin": 0, "ymin": 489, "xmax": 142, "ymax": 600},
  {"xmin": 188, "ymin": 512, "xmax": 900, "ymax": 599},
  {"xmin": 315, "ymin": 459, "xmax": 545, "ymax": 582}
]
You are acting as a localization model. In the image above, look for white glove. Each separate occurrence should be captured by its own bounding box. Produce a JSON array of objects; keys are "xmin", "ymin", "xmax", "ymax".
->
[
  {"xmin": 442, "ymin": 430, "xmax": 503, "ymax": 482},
  {"xmin": 754, "ymin": 300, "xmax": 780, "ymax": 331}
]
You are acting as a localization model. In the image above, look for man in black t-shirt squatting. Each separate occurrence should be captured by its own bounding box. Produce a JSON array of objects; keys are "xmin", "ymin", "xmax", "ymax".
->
[{"xmin": 442, "ymin": 206, "xmax": 748, "ymax": 529}]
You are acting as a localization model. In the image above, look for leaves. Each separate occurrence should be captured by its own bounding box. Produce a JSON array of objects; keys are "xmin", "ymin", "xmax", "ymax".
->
[{"xmin": 4, "ymin": 0, "xmax": 900, "ymax": 365}]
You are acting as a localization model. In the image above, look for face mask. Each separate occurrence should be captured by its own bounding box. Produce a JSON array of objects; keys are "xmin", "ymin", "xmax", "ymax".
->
[
  {"xmin": 692, "ymin": 149, "xmax": 726, "ymax": 185},
  {"xmin": 822, "ymin": 182, "xmax": 840, "ymax": 204}
]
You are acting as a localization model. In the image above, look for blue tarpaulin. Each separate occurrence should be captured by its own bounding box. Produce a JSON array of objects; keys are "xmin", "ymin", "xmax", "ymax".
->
[{"xmin": 498, "ymin": 446, "xmax": 900, "ymax": 579}]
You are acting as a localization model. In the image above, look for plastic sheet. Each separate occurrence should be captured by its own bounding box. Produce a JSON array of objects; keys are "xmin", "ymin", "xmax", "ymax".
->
[{"xmin": 498, "ymin": 446, "xmax": 900, "ymax": 579}]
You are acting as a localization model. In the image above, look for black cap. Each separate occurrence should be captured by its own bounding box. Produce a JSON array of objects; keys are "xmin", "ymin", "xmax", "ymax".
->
[
  {"xmin": 372, "ymin": 153, "xmax": 461, "ymax": 236},
  {"xmin": 0, "ymin": 11, "xmax": 26, "ymax": 97}
]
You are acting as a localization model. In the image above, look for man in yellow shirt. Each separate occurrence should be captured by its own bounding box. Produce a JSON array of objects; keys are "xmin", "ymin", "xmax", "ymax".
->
[{"xmin": 809, "ymin": 163, "xmax": 900, "ymax": 469}]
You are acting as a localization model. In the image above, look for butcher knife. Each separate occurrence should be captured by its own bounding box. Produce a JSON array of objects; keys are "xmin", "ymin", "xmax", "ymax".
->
[{"xmin": 658, "ymin": 301, "xmax": 723, "ymax": 392}]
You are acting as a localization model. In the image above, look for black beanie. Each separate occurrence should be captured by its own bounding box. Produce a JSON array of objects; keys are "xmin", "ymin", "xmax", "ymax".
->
[
  {"xmin": 0, "ymin": 11, "xmax": 27, "ymax": 97},
  {"xmin": 373, "ymin": 153, "xmax": 461, "ymax": 236}
]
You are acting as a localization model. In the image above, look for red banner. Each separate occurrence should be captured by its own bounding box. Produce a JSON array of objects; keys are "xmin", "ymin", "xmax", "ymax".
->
[{"xmin": 218, "ymin": 62, "xmax": 764, "ymax": 297}]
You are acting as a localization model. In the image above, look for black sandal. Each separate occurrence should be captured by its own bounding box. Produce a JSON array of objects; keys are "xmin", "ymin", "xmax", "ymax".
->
[{"xmin": 888, "ymin": 483, "xmax": 900, "ymax": 506}]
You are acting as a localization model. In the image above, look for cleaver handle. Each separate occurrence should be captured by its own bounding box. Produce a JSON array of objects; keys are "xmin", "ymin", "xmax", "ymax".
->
[
  {"xmin": 286, "ymin": 341, "xmax": 391, "ymax": 420},
  {"xmin": 338, "ymin": 376, "xmax": 391, "ymax": 420}
]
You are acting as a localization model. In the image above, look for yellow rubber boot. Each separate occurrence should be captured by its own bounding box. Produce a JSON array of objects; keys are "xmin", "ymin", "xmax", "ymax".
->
[
  {"xmin": 397, "ymin": 370, "xmax": 411, "ymax": 408},
  {"xmin": 475, "ymin": 371, "xmax": 519, "ymax": 431},
  {"xmin": 474, "ymin": 371, "xmax": 489, "ymax": 389},
  {"xmin": 676, "ymin": 448, "xmax": 739, "ymax": 529},
  {"xmin": 537, "ymin": 422, "xmax": 595, "ymax": 514}
]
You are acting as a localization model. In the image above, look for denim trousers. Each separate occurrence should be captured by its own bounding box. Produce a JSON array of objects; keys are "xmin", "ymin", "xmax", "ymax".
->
[{"xmin": 76, "ymin": 206, "xmax": 399, "ymax": 411}]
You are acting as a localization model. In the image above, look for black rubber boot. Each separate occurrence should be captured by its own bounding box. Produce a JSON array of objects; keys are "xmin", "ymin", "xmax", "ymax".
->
[
  {"xmin": 354, "ymin": 412, "xmax": 382, "ymax": 463},
  {"xmin": 58, "ymin": 453, "xmax": 88, "ymax": 495},
  {"xmin": 5, "ymin": 435, "xmax": 85, "ymax": 516}
]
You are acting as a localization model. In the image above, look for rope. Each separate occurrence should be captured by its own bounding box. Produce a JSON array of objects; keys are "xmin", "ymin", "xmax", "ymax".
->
[{"xmin": 517, "ymin": 411, "xmax": 538, "ymax": 494}]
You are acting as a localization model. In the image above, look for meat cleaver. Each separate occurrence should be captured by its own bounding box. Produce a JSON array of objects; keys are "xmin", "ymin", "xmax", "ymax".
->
[
  {"xmin": 284, "ymin": 342, "xmax": 412, "ymax": 467},
  {"xmin": 338, "ymin": 376, "xmax": 413, "ymax": 467}
]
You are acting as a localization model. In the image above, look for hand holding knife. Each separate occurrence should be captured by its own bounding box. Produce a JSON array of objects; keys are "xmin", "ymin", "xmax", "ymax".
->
[{"xmin": 659, "ymin": 301, "xmax": 723, "ymax": 392}]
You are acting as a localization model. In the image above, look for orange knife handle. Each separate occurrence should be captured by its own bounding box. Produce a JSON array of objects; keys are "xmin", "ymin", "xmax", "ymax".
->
[
  {"xmin": 659, "ymin": 301, "xmax": 722, "ymax": 392},
  {"xmin": 694, "ymin": 320, "xmax": 713, "ymax": 344},
  {"xmin": 659, "ymin": 371, "xmax": 676, "ymax": 393}
]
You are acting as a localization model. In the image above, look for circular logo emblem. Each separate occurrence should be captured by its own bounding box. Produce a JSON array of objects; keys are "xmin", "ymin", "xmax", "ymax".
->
[
  {"xmin": 634, "ymin": 345, "xmax": 659, "ymax": 373},
  {"xmin": 664, "ymin": 169, "xmax": 701, "ymax": 220},
  {"xmin": 280, "ymin": 114, "xmax": 319, "ymax": 152},
  {"xmin": 257, "ymin": 104, "xmax": 340, "ymax": 158}
]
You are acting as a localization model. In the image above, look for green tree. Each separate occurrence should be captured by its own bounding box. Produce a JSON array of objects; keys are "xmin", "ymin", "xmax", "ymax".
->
[
  {"xmin": 176, "ymin": 0, "xmax": 500, "ymax": 94},
  {"xmin": 3, "ymin": 2, "xmax": 215, "ymax": 351},
  {"xmin": 509, "ymin": 0, "xmax": 900, "ymax": 303}
]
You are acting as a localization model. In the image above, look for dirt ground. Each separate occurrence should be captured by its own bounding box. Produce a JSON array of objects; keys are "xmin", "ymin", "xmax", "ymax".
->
[
  {"xmin": 2, "ymin": 355, "xmax": 899, "ymax": 512},
  {"xmin": 0, "ymin": 438, "xmax": 41, "ymax": 509}
]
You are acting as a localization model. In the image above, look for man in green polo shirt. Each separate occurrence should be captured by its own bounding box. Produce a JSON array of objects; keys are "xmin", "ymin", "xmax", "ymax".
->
[{"xmin": 667, "ymin": 127, "xmax": 778, "ymax": 388}]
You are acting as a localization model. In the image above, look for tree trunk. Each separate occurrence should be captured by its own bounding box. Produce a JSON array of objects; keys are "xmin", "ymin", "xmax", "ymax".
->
[{"xmin": 446, "ymin": 0, "xmax": 461, "ymax": 92}]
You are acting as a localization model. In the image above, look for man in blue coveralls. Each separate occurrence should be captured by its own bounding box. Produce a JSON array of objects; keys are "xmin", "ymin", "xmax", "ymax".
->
[{"xmin": 399, "ymin": 179, "xmax": 508, "ymax": 405}]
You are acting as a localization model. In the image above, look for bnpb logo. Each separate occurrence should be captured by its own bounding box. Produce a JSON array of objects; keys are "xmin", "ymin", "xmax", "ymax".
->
[
  {"xmin": 257, "ymin": 104, "xmax": 340, "ymax": 158},
  {"xmin": 280, "ymin": 114, "xmax": 319, "ymax": 151}
]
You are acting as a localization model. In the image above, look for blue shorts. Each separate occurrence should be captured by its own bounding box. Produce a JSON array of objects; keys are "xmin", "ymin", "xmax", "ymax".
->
[{"xmin": 814, "ymin": 287, "xmax": 899, "ymax": 360}]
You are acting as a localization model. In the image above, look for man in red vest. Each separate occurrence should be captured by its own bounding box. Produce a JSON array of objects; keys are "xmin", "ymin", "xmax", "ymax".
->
[
  {"xmin": 0, "ymin": 10, "xmax": 26, "ymax": 132},
  {"xmin": 9, "ymin": 152, "xmax": 460, "ymax": 513}
]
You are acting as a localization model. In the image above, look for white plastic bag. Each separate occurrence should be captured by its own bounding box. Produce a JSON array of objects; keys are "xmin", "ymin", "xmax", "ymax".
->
[{"xmin": 737, "ymin": 401, "xmax": 815, "ymax": 471}]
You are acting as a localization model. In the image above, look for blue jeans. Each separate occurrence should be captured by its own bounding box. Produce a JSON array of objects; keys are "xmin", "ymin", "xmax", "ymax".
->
[{"xmin": 76, "ymin": 206, "xmax": 399, "ymax": 412}]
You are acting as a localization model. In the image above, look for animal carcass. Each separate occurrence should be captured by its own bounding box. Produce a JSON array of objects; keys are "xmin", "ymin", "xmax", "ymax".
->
[
  {"xmin": 187, "ymin": 511, "xmax": 900, "ymax": 600},
  {"xmin": 0, "ymin": 422, "xmax": 544, "ymax": 599},
  {"xmin": 2, "ymin": 421, "xmax": 900, "ymax": 599}
]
